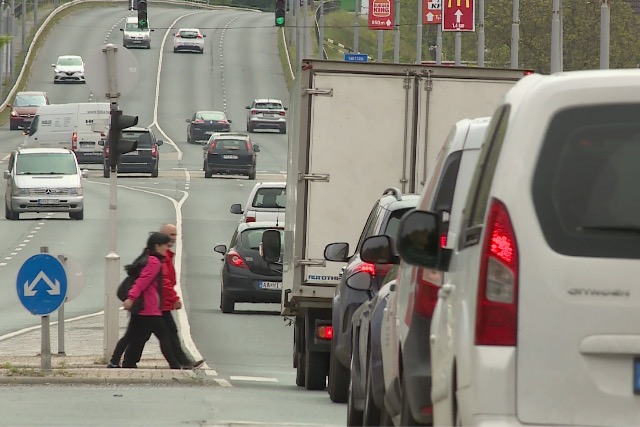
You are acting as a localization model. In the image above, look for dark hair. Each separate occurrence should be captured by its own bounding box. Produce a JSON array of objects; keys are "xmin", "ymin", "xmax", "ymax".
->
[{"xmin": 146, "ymin": 232, "xmax": 171, "ymax": 251}]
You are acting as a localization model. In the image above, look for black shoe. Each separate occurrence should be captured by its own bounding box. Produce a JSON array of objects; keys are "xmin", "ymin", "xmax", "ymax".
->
[
  {"xmin": 107, "ymin": 362, "xmax": 120, "ymax": 368},
  {"xmin": 191, "ymin": 360, "xmax": 205, "ymax": 369}
]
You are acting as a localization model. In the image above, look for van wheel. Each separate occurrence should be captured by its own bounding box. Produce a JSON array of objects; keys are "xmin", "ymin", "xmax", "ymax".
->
[
  {"xmin": 70, "ymin": 210, "xmax": 84, "ymax": 220},
  {"xmin": 9, "ymin": 122, "xmax": 18, "ymax": 130},
  {"xmin": 6, "ymin": 204, "xmax": 18, "ymax": 220}
]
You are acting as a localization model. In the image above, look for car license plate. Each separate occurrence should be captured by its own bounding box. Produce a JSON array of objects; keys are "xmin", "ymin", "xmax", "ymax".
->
[
  {"xmin": 634, "ymin": 358, "xmax": 640, "ymax": 394},
  {"xmin": 124, "ymin": 150, "xmax": 139, "ymax": 156},
  {"xmin": 38, "ymin": 199, "xmax": 59, "ymax": 205},
  {"xmin": 259, "ymin": 281, "xmax": 282, "ymax": 290},
  {"xmin": 223, "ymin": 155, "xmax": 238, "ymax": 159},
  {"xmin": 263, "ymin": 113, "xmax": 274, "ymax": 117}
]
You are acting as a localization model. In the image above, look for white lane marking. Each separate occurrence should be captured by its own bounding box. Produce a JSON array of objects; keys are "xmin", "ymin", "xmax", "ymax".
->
[
  {"xmin": 0, "ymin": 263, "xmax": 6, "ymax": 267},
  {"xmin": 0, "ymin": 311, "xmax": 107, "ymax": 342},
  {"xmin": 214, "ymin": 378, "xmax": 233, "ymax": 387},
  {"xmin": 230, "ymin": 376, "xmax": 279, "ymax": 383},
  {"xmin": 10, "ymin": 252, "xmax": 17, "ymax": 256},
  {"xmin": 4, "ymin": 257, "xmax": 11, "ymax": 260},
  {"xmin": 14, "ymin": 247, "xmax": 22, "ymax": 251},
  {"xmin": 151, "ymin": 12, "xmax": 202, "ymax": 160},
  {"xmin": 18, "ymin": 243, "xmax": 25, "ymax": 247},
  {"xmin": 218, "ymin": 17, "xmax": 239, "ymax": 114}
]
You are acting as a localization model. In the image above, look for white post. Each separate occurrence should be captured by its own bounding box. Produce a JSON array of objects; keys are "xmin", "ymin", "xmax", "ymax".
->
[
  {"xmin": 56, "ymin": 254, "xmax": 66, "ymax": 355},
  {"xmin": 40, "ymin": 246, "xmax": 51, "ymax": 372}
]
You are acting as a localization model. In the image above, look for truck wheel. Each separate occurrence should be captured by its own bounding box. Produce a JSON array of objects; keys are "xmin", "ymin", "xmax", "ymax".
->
[
  {"xmin": 328, "ymin": 338, "xmax": 349, "ymax": 402},
  {"xmin": 305, "ymin": 350, "xmax": 328, "ymax": 390},
  {"xmin": 295, "ymin": 352, "xmax": 306, "ymax": 387}
]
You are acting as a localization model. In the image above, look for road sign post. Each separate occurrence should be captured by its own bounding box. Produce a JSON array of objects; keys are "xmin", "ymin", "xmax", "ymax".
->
[
  {"xmin": 57, "ymin": 254, "xmax": 66, "ymax": 355},
  {"xmin": 16, "ymin": 247, "xmax": 68, "ymax": 372}
]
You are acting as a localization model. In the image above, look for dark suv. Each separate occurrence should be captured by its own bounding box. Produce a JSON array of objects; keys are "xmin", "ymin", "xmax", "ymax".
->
[
  {"xmin": 203, "ymin": 133, "xmax": 260, "ymax": 180},
  {"xmin": 323, "ymin": 188, "xmax": 419, "ymax": 404},
  {"xmin": 102, "ymin": 127, "xmax": 163, "ymax": 178}
]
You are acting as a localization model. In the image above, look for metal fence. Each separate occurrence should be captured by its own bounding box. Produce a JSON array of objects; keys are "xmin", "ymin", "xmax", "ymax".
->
[{"xmin": 314, "ymin": 0, "xmax": 338, "ymax": 59}]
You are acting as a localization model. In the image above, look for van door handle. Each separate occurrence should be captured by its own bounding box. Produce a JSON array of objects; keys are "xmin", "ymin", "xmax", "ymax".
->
[{"xmin": 439, "ymin": 283, "xmax": 454, "ymax": 299}]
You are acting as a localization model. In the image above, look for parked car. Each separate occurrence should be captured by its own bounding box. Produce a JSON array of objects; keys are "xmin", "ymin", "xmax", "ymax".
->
[
  {"xmin": 323, "ymin": 187, "xmax": 419, "ymax": 407},
  {"xmin": 4, "ymin": 148, "xmax": 88, "ymax": 220},
  {"xmin": 9, "ymin": 91, "xmax": 48, "ymax": 131},
  {"xmin": 187, "ymin": 110, "xmax": 231, "ymax": 143},
  {"xmin": 395, "ymin": 70, "xmax": 640, "ymax": 427},
  {"xmin": 215, "ymin": 222, "xmax": 284, "ymax": 314},
  {"xmin": 203, "ymin": 133, "xmax": 260, "ymax": 179},
  {"xmin": 230, "ymin": 182, "xmax": 286, "ymax": 224},
  {"xmin": 52, "ymin": 55, "xmax": 85, "ymax": 84},
  {"xmin": 245, "ymin": 99, "xmax": 287, "ymax": 134},
  {"xmin": 102, "ymin": 127, "xmax": 163, "ymax": 178},
  {"xmin": 173, "ymin": 28, "xmax": 205, "ymax": 53}
]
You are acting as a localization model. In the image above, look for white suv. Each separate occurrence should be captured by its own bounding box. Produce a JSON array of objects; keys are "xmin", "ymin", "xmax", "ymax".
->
[
  {"xmin": 230, "ymin": 182, "xmax": 286, "ymax": 224},
  {"xmin": 397, "ymin": 69, "xmax": 640, "ymax": 426}
]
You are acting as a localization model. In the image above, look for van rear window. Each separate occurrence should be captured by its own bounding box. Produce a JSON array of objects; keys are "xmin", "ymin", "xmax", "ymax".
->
[{"xmin": 532, "ymin": 104, "xmax": 640, "ymax": 259}]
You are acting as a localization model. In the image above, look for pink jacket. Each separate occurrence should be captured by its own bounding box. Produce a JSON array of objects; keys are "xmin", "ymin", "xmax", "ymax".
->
[{"xmin": 127, "ymin": 255, "xmax": 163, "ymax": 316}]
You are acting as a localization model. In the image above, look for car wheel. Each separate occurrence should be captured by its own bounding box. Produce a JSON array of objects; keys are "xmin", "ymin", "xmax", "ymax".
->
[
  {"xmin": 151, "ymin": 164, "xmax": 159, "ymax": 178},
  {"xmin": 363, "ymin": 354, "xmax": 381, "ymax": 426},
  {"xmin": 103, "ymin": 167, "xmax": 110, "ymax": 178},
  {"xmin": 220, "ymin": 291, "xmax": 234, "ymax": 314},
  {"xmin": 248, "ymin": 169, "xmax": 256, "ymax": 180},
  {"xmin": 70, "ymin": 209, "xmax": 84, "ymax": 220},
  {"xmin": 328, "ymin": 337, "xmax": 350, "ymax": 402},
  {"xmin": 279, "ymin": 126, "xmax": 286, "ymax": 134},
  {"xmin": 204, "ymin": 166, "xmax": 213, "ymax": 178},
  {"xmin": 247, "ymin": 123, "xmax": 253, "ymax": 133},
  {"xmin": 187, "ymin": 133, "xmax": 192, "ymax": 144},
  {"xmin": 199, "ymin": 48, "xmax": 204, "ymax": 54},
  {"xmin": 347, "ymin": 373, "xmax": 364, "ymax": 426},
  {"xmin": 400, "ymin": 372, "xmax": 429, "ymax": 426},
  {"xmin": 9, "ymin": 122, "xmax": 18, "ymax": 130},
  {"xmin": 173, "ymin": 47, "xmax": 177, "ymax": 53}
]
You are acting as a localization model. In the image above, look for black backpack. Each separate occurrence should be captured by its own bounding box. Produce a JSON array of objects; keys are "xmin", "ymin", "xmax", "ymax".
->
[{"xmin": 117, "ymin": 254, "xmax": 149, "ymax": 313}]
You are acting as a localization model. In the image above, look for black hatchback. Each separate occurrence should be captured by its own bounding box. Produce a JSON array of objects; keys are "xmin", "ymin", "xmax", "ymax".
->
[
  {"xmin": 214, "ymin": 222, "xmax": 284, "ymax": 313},
  {"xmin": 186, "ymin": 110, "xmax": 231, "ymax": 143},
  {"xmin": 203, "ymin": 134, "xmax": 260, "ymax": 180},
  {"xmin": 102, "ymin": 127, "xmax": 163, "ymax": 178}
]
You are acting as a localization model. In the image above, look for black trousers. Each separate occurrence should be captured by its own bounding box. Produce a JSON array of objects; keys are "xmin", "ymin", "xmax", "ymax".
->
[
  {"xmin": 162, "ymin": 311, "xmax": 193, "ymax": 366},
  {"xmin": 110, "ymin": 313, "xmax": 139, "ymax": 365},
  {"xmin": 122, "ymin": 315, "xmax": 181, "ymax": 369}
]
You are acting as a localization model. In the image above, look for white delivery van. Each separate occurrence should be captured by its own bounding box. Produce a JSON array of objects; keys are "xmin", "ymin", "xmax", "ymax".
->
[{"xmin": 25, "ymin": 103, "xmax": 110, "ymax": 164}]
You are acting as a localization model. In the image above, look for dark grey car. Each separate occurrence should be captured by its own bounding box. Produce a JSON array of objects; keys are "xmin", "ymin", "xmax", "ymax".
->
[{"xmin": 102, "ymin": 127, "xmax": 163, "ymax": 178}]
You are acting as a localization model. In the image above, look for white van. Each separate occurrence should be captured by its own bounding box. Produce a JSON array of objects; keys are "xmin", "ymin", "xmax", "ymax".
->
[
  {"xmin": 121, "ymin": 16, "xmax": 152, "ymax": 49},
  {"xmin": 25, "ymin": 103, "xmax": 110, "ymax": 164}
]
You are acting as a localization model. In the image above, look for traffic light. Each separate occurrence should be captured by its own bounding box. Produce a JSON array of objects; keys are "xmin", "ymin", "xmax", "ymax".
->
[
  {"xmin": 275, "ymin": 0, "xmax": 285, "ymax": 27},
  {"xmin": 108, "ymin": 110, "xmax": 139, "ymax": 169},
  {"xmin": 137, "ymin": 0, "xmax": 148, "ymax": 30}
]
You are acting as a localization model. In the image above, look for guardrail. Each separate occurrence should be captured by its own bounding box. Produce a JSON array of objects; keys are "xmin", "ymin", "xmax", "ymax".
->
[{"xmin": 0, "ymin": 0, "xmax": 261, "ymax": 114}]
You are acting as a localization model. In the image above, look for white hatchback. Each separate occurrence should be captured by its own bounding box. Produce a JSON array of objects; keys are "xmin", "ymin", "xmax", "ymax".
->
[
  {"xmin": 397, "ymin": 69, "xmax": 640, "ymax": 426},
  {"xmin": 173, "ymin": 28, "xmax": 205, "ymax": 53},
  {"xmin": 52, "ymin": 55, "xmax": 85, "ymax": 84}
]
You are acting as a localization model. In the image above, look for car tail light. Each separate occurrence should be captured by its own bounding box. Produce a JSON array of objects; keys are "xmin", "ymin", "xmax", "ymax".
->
[
  {"xmin": 475, "ymin": 198, "xmax": 519, "ymax": 346},
  {"xmin": 193, "ymin": 119, "xmax": 204, "ymax": 124},
  {"xmin": 245, "ymin": 213, "xmax": 256, "ymax": 223},
  {"xmin": 104, "ymin": 144, "xmax": 110, "ymax": 158},
  {"xmin": 414, "ymin": 268, "xmax": 441, "ymax": 318},
  {"xmin": 355, "ymin": 262, "xmax": 376, "ymax": 276},
  {"xmin": 71, "ymin": 132, "xmax": 77, "ymax": 150},
  {"xmin": 250, "ymin": 109, "xmax": 258, "ymax": 115},
  {"xmin": 228, "ymin": 250, "xmax": 248, "ymax": 268},
  {"xmin": 208, "ymin": 141, "xmax": 216, "ymax": 154},
  {"xmin": 246, "ymin": 141, "xmax": 252, "ymax": 153},
  {"xmin": 279, "ymin": 111, "xmax": 286, "ymax": 116},
  {"xmin": 151, "ymin": 144, "xmax": 158, "ymax": 157},
  {"xmin": 440, "ymin": 233, "xmax": 447, "ymax": 248},
  {"xmin": 317, "ymin": 325, "xmax": 333, "ymax": 340},
  {"xmin": 197, "ymin": 34, "xmax": 203, "ymax": 38}
]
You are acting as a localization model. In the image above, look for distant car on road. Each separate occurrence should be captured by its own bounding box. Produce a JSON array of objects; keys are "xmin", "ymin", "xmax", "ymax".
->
[
  {"xmin": 121, "ymin": 16, "xmax": 153, "ymax": 49},
  {"xmin": 52, "ymin": 55, "xmax": 85, "ymax": 84},
  {"xmin": 230, "ymin": 182, "xmax": 286, "ymax": 224},
  {"xmin": 246, "ymin": 99, "xmax": 287, "ymax": 134},
  {"xmin": 173, "ymin": 28, "xmax": 205, "ymax": 53},
  {"xmin": 102, "ymin": 127, "xmax": 163, "ymax": 178},
  {"xmin": 202, "ymin": 133, "xmax": 260, "ymax": 180},
  {"xmin": 186, "ymin": 111, "xmax": 231, "ymax": 143},
  {"xmin": 214, "ymin": 222, "xmax": 284, "ymax": 313},
  {"xmin": 9, "ymin": 91, "xmax": 48, "ymax": 131}
]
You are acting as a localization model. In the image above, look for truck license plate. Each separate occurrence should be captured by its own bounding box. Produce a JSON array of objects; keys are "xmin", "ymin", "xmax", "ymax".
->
[{"xmin": 259, "ymin": 281, "xmax": 282, "ymax": 290}]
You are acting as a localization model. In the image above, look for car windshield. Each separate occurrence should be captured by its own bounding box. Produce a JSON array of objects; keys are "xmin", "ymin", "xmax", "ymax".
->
[
  {"xmin": 255, "ymin": 102, "xmax": 283, "ymax": 110},
  {"xmin": 198, "ymin": 112, "xmax": 226, "ymax": 121},
  {"xmin": 240, "ymin": 228, "xmax": 284, "ymax": 250},
  {"xmin": 122, "ymin": 131, "xmax": 151, "ymax": 147},
  {"xmin": 16, "ymin": 153, "xmax": 77, "ymax": 175},
  {"xmin": 214, "ymin": 139, "xmax": 247, "ymax": 151},
  {"xmin": 14, "ymin": 95, "xmax": 46, "ymax": 107},
  {"xmin": 57, "ymin": 57, "xmax": 82, "ymax": 66},
  {"xmin": 179, "ymin": 30, "xmax": 199, "ymax": 38},
  {"xmin": 125, "ymin": 23, "xmax": 141, "ymax": 30},
  {"xmin": 252, "ymin": 187, "xmax": 286, "ymax": 209}
]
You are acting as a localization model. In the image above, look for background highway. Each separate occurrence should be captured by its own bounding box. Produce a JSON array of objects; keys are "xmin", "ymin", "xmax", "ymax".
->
[{"xmin": 0, "ymin": 4, "xmax": 343, "ymax": 425}]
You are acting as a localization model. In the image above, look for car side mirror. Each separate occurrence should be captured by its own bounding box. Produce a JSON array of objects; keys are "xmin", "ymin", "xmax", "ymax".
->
[
  {"xmin": 361, "ymin": 235, "xmax": 398, "ymax": 264},
  {"xmin": 150, "ymin": 29, "xmax": 155, "ymax": 32},
  {"xmin": 156, "ymin": 140, "xmax": 164, "ymax": 146},
  {"xmin": 228, "ymin": 119, "xmax": 232, "ymax": 123},
  {"xmin": 284, "ymin": 107, "xmax": 288, "ymax": 110},
  {"xmin": 51, "ymin": 64, "xmax": 55, "ymax": 67},
  {"xmin": 324, "ymin": 242, "xmax": 349, "ymax": 262},
  {"xmin": 230, "ymin": 203, "xmax": 243, "ymax": 214},
  {"xmin": 253, "ymin": 144, "xmax": 260, "ymax": 153},
  {"xmin": 81, "ymin": 169, "xmax": 89, "ymax": 179},
  {"xmin": 245, "ymin": 106, "xmax": 251, "ymax": 109},
  {"xmin": 345, "ymin": 271, "xmax": 371, "ymax": 291},
  {"xmin": 261, "ymin": 229, "xmax": 282, "ymax": 263},
  {"xmin": 120, "ymin": 28, "xmax": 124, "ymax": 31},
  {"xmin": 185, "ymin": 119, "xmax": 191, "ymax": 123},
  {"xmin": 214, "ymin": 244, "xmax": 227, "ymax": 255},
  {"xmin": 203, "ymin": 34, "xmax": 207, "ymax": 37},
  {"xmin": 397, "ymin": 209, "xmax": 450, "ymax": 270},
  {"xmin": 4, "ymin": 170, "xmax": 10, "ymax": 179}
]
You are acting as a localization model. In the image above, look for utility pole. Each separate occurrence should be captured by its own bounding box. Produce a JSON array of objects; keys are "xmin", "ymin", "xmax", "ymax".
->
[
  {"xmin": 302, "ymin": 0, "xmax": 307, "ymax": 60},
  {"xmin": 393, "ymin": 0, "xmax": 399, "ymax": 63},
  {"xmin": 353, "ymin": 0, "xmax": 359, "ymax": 53},
  {"xmin": 511, "ymin": 0, "xmax": 519, "ymax": 69},
  {"xmin": 20, "ymin": 0, "xmax": 24, "ymax": 50},
  {"xmin": 319, "ymin": 0, "xmax": 324, "ymax": 59},
  {"xmin": 415, "ymin": 0, "xmax": 422, "ymax": 64},
  {"xmin": 436, "ymin": 24, "xmax": 442, "ymax": 64},
  {"xmin": 477, "ymin": 0, "xmax": 484, "ymax": 66},
  {"xmin": 33, "ymin": 0, "xmax": 38, "ymax": 27},
  {"xmin": 377, "ymin": 30, "xmax": 383, "ymax": 63},
  {"xmin": 454, "ymin": 32, "xmax": 461, "ymax": 65},
  {"xmin": 295, "ymin": 0, "xmax": 300, "ymax": 68},
  {"xmin": 600, "ymin": 0, "xmax": 609, "ymax": 69}
]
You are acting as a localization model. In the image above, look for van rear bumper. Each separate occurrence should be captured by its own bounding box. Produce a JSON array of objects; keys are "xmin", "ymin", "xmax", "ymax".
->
[{"xmin": 75, "ymin": 151, "xmax": 103, "ymax": 164}]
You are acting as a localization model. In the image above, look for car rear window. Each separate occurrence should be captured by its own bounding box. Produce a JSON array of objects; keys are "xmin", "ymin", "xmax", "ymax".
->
[
  {"xmin": 198, "ymin": 112, "xmax": 225, "ymax": 121},
  {"xmin": 122, "ymin": 131, "xmax": 151, "ymax": 147},
  {"xmin": 252, "ymin": 187, "xmax": 286, "ymax": 209},
  {"xmin": 16, "ymin": 153, "xmax": 77, "ymax": 175},
  {"xmin": 255, "ymin": 102, "xmax": 283, "ymax": 110},
  {"xmin": 532, "ymin": 103, "xmax": 640, "ymax": 259},
  {"xmin": 240, "ymin": 228, "xmax": 284, "ymax": 250},
  {"xmin": 214, "ymin": 139, "xmax": 247, "ymax": 151},
  {"xmin": 179, "ymin": 30, "xmax": 199, "ymax": 38}
]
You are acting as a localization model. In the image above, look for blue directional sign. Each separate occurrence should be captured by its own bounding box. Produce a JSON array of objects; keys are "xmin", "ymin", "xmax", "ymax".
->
[
  {"xmin": 344, "ymin": 53, "xmax": 369, "ymax": 63},
  {"xmin": 16, "ymin": 254, "xmax": 67, "ymax": 316}
]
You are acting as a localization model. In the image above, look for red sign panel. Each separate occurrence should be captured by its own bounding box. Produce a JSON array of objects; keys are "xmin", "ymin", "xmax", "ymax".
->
[
  {"xmin": 423, "ymin": 0, "xmax": 441, "ymax": 25},
  {"xmin": 368, "ymin": 0, "xmax": 394, "ymax": 30},
  {"xmin": 442, "ymin": 0, "xmax": 475, "ymax": 32}
]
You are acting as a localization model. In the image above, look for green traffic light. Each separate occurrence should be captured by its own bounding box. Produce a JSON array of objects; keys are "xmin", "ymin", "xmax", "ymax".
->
[{"xmin": 276, "ymin": 17, "xmax": 284, "ymax": 26}]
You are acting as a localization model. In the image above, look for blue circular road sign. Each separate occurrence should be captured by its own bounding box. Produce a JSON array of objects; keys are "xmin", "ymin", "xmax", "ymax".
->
[{"xmin": 16, "ymin": 254, "xmax": 68, "ymax": 316}]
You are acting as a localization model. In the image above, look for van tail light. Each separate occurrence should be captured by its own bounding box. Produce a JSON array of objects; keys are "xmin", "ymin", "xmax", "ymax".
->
[
  {"xmin": 279, "ymin": 111, "xmax": 286, "ymax": 116},
  {"xmin": 251, "ymin": 109, "xmax": 258, "ymax": 115},
  {"xmin": 151, "ymin": 144, "xmax": 158, "ymax": 157},
  {"xmin": 414, "ymin": 268, "xmax": 441, "ymax": 318},
  {"xmin": 246, "ymin": 141, "xmax": 253, "ymax": 153},
  {"xmin": 208, "ymin": 141, "xmax": 216, "ymax": 154},
  {"xmin": 227, "ymin": 250, "xmax": 248, "ymax": 269},
  {"xmin": 71, "ymin": 132, "xmax": 78, "ymax": 150},
  {"xmin": 475, "ymin": 199, "xmax": 519, "ymax": 346}
]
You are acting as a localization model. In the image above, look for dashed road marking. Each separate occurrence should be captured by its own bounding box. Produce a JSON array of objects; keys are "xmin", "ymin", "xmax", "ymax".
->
[{"xmin": 230, "ymin": 376, "xmax": 279, "ymax": 383}]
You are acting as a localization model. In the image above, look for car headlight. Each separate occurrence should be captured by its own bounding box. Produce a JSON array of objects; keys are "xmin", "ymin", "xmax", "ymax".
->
[
  {"xmin": 54, "ymin": 68, "xmax": 60, "ymax": 73},
  {"xmin": 12, "ymin": 187, "xmax": 28, "ymax": 196},
  {"xmin": 10, "ymin": 110, "xmax": 17, "ymax": 116},
  {"xmin": 69, "ymin": 187, "xmax": 82, "ymax": 196}
]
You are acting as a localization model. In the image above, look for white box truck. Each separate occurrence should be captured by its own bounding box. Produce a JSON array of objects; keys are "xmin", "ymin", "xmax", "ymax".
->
[
  {"xmin": 279, "ymin": 60, "xmax": 531, "ymax": 390},
  {"xmin": 24, "ymin": 103, "xmax": 110, "ymax": 164}
]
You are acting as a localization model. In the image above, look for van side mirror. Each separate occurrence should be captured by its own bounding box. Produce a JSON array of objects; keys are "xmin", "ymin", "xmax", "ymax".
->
[
  {"xmin": 284, "ymin": 107, "xmax": 288, "ymax": 111},
  {"xmin": 324, "ymin": 242, "xmax": 349, "ymax": 262},
  {"xmin": 185, "ymin": 119, "xmax": 191, "ymax": 123},
  {"xmin": 230, "ymin": 204, "xmax": 243, "ymax": 214},
  {"xmin": 228, "ymin": 119, "xmax": 232, "ymax": 123},
  {"xmin": 361, "ymin": 235, "xmax": 398, "ymax": 264},
  {"xmin": 245, "ymin": 106, "xmax": 251, "ymax": 109},
  {"xmin": 51, "ymin": 64, "xmax": 55, "ymax": 67},
  {"xmin": 261, "ymin": 229, "xmax": 282, "ymax": 263},
  {"xmin": 397, "ymin": 209, "xmax": 450, "ymax": 270}
]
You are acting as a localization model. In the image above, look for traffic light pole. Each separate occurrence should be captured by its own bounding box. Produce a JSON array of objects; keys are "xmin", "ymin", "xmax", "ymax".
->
[{"xmin": 103, "ymin": 44, "xmax": 121, "ymax": 361}]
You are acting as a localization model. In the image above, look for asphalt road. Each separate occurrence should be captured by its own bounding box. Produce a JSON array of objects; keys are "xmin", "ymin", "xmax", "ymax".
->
[{"xmin": 0, "ymin": 4, "xmax": 344, "ymax": 426}]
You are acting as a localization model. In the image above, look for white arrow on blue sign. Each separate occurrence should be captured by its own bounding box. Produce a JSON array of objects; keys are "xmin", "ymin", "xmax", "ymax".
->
[{"xmin": 16, "ymin": 254, "xmax": 67, "ymax": 316}]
